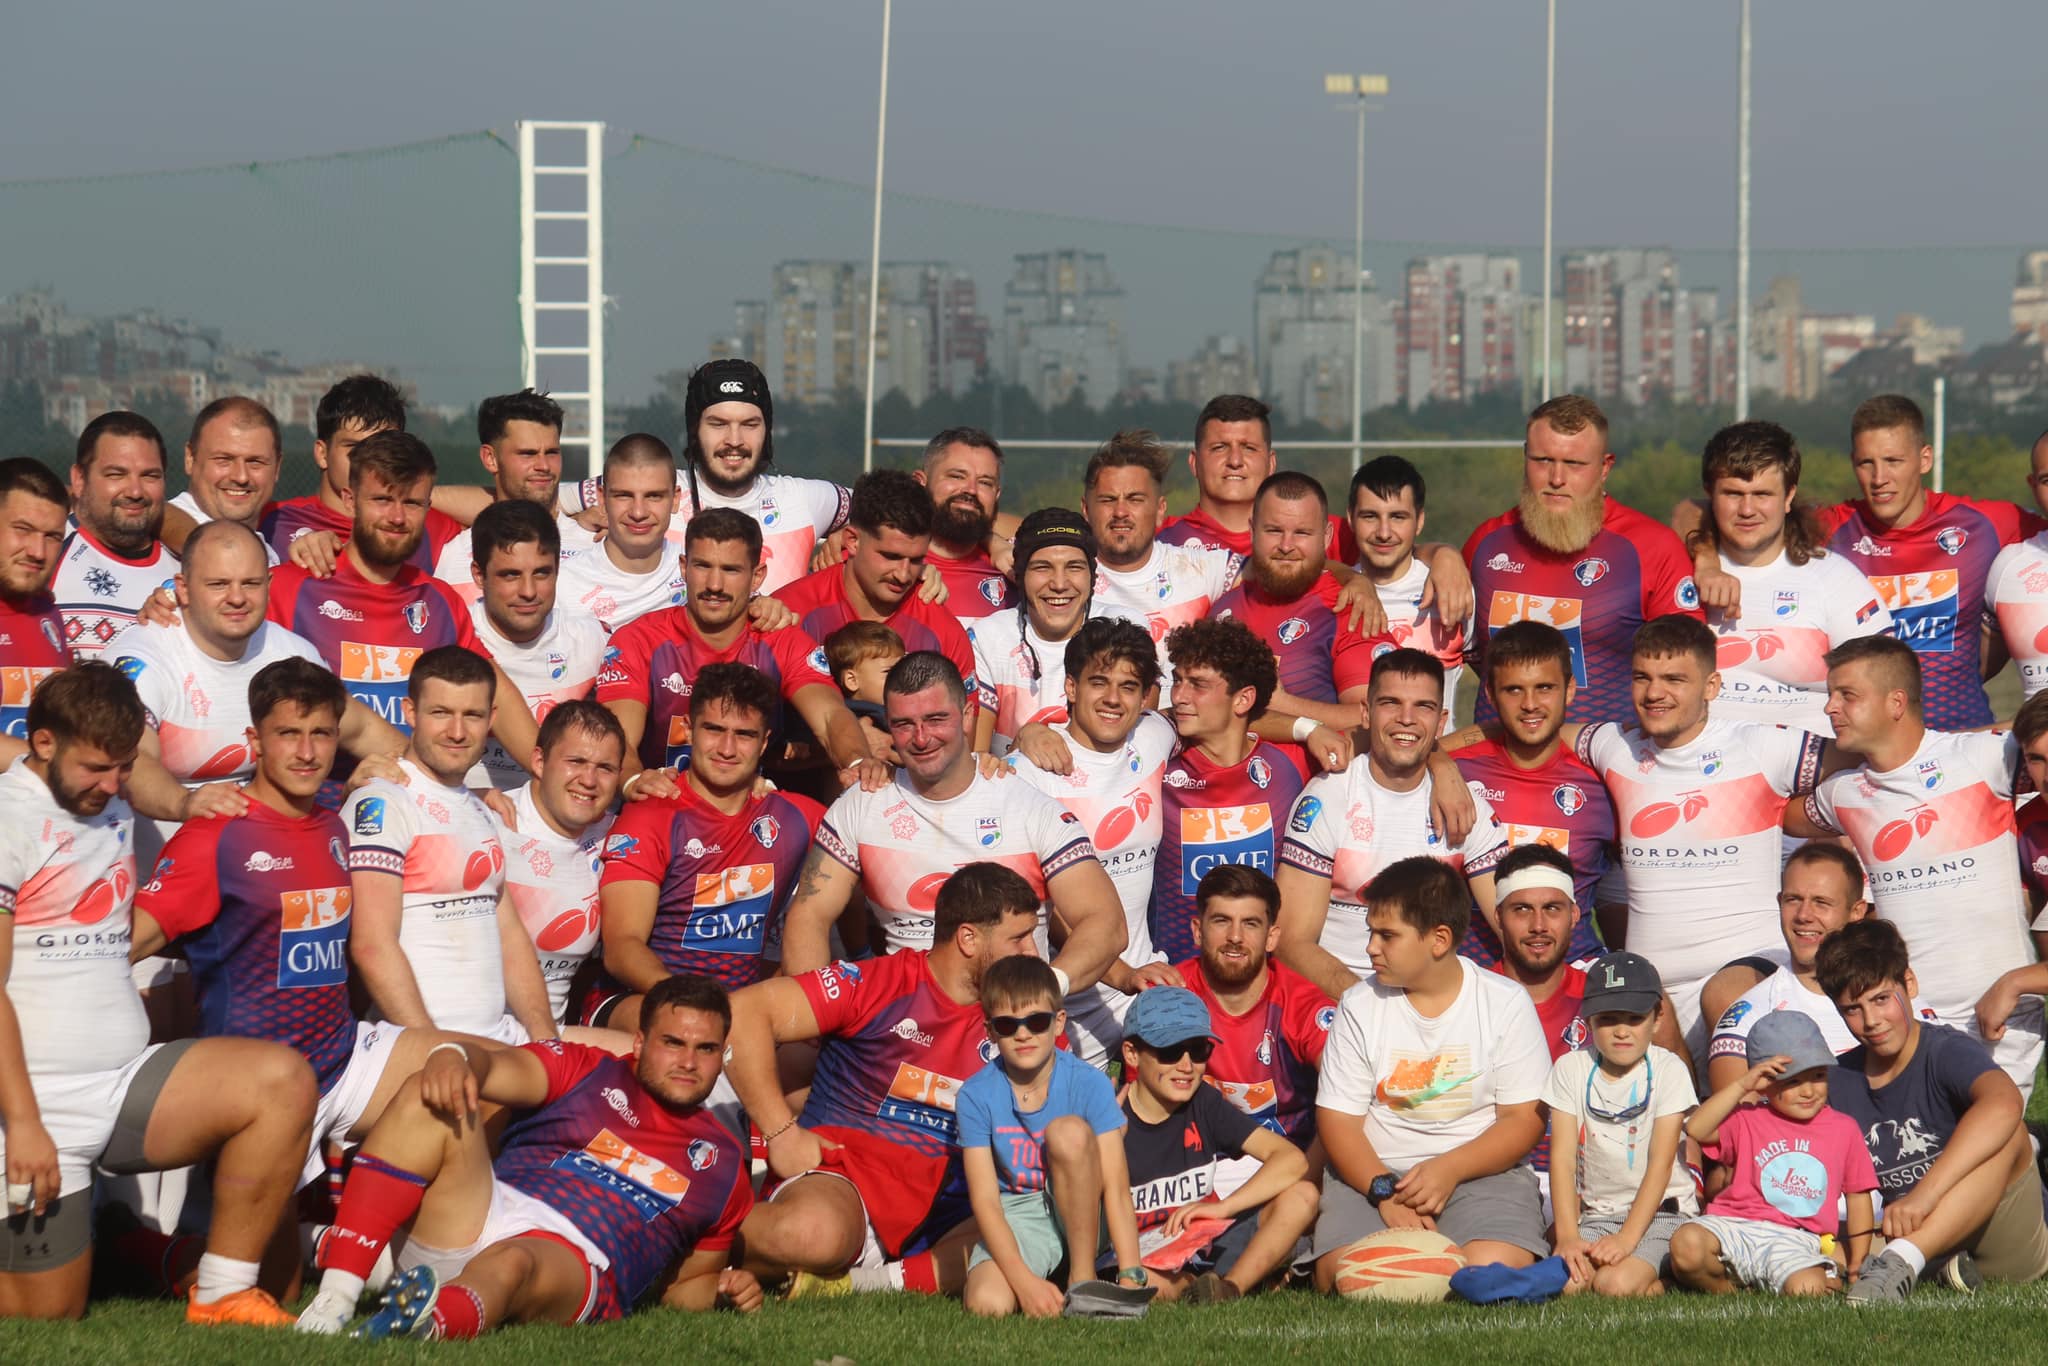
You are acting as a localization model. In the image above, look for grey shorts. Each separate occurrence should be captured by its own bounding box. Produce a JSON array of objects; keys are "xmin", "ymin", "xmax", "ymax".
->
[
  {"xmin": 969, "ymin": 1189, "xmax": 1068, "ymax": 1277},
  {"xmin": 1313, "ymin": 1165, "xmax": 1548, "ymax": 1260},
  {"xmin": 1577, "ymin": 1210, "xmax": 1691, "ymax": 1276}
]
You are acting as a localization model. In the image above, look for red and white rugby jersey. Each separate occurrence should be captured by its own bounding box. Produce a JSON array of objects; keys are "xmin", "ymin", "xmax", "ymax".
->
[
  {"xmin": 555, "ymin": 542, "xmax": 686, "ymax": 633},
  {"xmin": 340, "ymin": 757, "xmax": 510, "ymax": 1034},
  {"xmin": 50, "ymin": 528, "xmax": 176, "ymax": 661},
  {"xmin": 1370, "ymin": 558, "xmax": 1470, "ymax": 732},
  {"xmin": 968, "ymin": 606, "xmax": 1146, "ymax": 756},
  {"xmin": 1278, "ymin": 760, "xmax": 1506, "ymax": 977},
  {"xmin": 430, "ymin": 512, "xmax": 602, "ymax": 606},
  {"xmin": 562, "ymin": 472, "xmax": 846, "ymax": 594},
  {"xmin": 497, "ymin": 782, "xmax": 613, "ymax": 1026},
  {"xmin": 1804, "ymin": 730, "xmax": 2030, "ymax": 1028},
  {"xmin": 1006, "ymin": 713, "xmax": 1176, "ymax": 965},
  {"xmin": 466, "ymin": 603, "xmax": 609, "ymax": 789},
  {"xmin": 1577, "ymin": 716, "xmax": 1824, "ymax": 994},
  {"xmin": 0, "ymin": 764, "xmax": 145, "ymax": 1074},
  {"xmin": 1988, "ymin": 529, "xmax": 2048, "ymax": 702},
  {"xmin": 1093, "ymin": 541, "xmax": 1240, "ymax": 685},
  {"xmin": 1711, "ymin": 549, "xmax": 1890, "ymax": 733},
  {"xmin": 815, "ymin": 769, "xmax": 1099, "ymax": 953},
  {"xmin": 0, "ymin": 590, "xmax": 70, "ymax": 740}
]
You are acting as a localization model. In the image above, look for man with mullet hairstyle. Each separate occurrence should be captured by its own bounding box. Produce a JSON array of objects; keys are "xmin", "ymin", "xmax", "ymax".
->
[{"xmin": 1466, "ymin": 394, "xmax": 1702, "ymax": 728}]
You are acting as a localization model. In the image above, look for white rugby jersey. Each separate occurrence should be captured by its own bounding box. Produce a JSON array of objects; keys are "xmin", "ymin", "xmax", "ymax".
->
[
  {"xmin": 1007, "ymin": 713, "xmax": 1176, "ymax": 965},
  {"xmin": 341, "ymin": 757, "xmax": 509, "ymax": 1034},
  {"xmin": 496, "ymin": 782, "xmax": 612, "ymax": 1026},
  {"xmin": 555, "ymin": 542, "xmax": 686, "ymax": 633},
  {"xmin": 107, "ymin": 617, "xmax": 327, "ymax": 854},
  {"xmin": 429, "ymin": 512, "xmax": 602, "ymax": 606},
  {"xmin": 465, "ymin": 602, "xmax": 608, "ymax": 789},
  {"xmin": 1577, "ymin": 716, "xmax": 1824, "ymax": 997},
  {"xmin": 1711, "ymin": 550, "xmax": 1891, "ymax": 731},
  {"xmin": 969, "ymin": 605, "xmax": 1144, "ymax": 756},
  {"xmin": 169, "ymin": 493, "xmax": 279, "ymax": 565},
  {"xmin": 51, "ymin": 529, "xmax": 177, "ymax": 661},
  {"xmin": 1093, "ymin": 541, "xmax": 1239, "ymax": 686},
  {"xmin": 1804, "ymin": 730, "xmax": 2031, "ymax": 1028},
  {"xmin": 815, "ymin": 768, "xmax": 1100, "ymax": 953},
  {"xmin": 1278, "ymin": 759, "xmax": 1507, "ymax": 976},
  {"xmin": 1370, "ymin": 559, "xmax": 1471, "ymax": 733},
  {"xmin": 0, "ymin": 764, "xmax": 146, "ymax": 1074},
  {"xmin": 567, "ymin": 470, "xmax": 848, "ymax": 594},
  {"xmin": 1708, "ymin": 959, "xmax": 1941, "ymax": 1066},
  {"xmin": 1988, "ymin": 531, "xmax": 2048, "ymax": 702}
]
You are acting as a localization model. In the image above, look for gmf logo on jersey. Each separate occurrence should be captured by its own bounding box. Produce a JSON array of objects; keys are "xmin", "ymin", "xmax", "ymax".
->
[
  {"xmin": 0, "ymin": 666, "xmax": 57, "ymax": 738},
  {"xmin": 353, "ymin": 797, "xmax": 385, "ymax": 836},
  {"xmin": 1180, "ymin": 804, "xmax": 1274, "ymax": 893},
  {"xmin": 1774, "ymin": 590, "xmax": 1800, "ymax": 618},
  {"xmin": 1288, "ymin": 795, "xmax": 1322, "ymax": 835},
  {"xmin": 279, "ymin": 886, "xmax": 352, "ymax": 988},
  {"xmin": 403, "ymin": 601, "xmax": 429, "ymax": 635},
  {"xmin": 1869, "ymin": 570, "xmax": 1959, "ymax": 652},
  {"xmin": 1276, "ymin": 618, "xmax": 1310, "ymax": 646},
  {"xmin": 750, "ymin": 814, "xmax": 781, "ymax": 849},
  {"xmin": 1488, "ymin": 592, "xmax": 1587, "ymax": 686},
  {"xmin": 1246, "ymin": 756, "xmax": 1272, "ymax": 789},
  {"xmin": 1552, "ymin": 783, "xmax": 1588, "ymax": 816},
  {"xmin": 977, "ymin": 816, "xmax": 1003, "ymax": 848},
  {"xmin": 1572, "ymin": 557, "xmax": 1609, "ymax": 587},
  {"xmin": 1937, "ymin": 527, "xmax": 1968, "ymax": 556},
  {"xmin": 682, "ymin": 864, "xmax": 778, "ymax": 955},
  {"xmin": 1917, "ymin": 759, "xmax": 1943, "ymax": 791},
  {"xmin": 977, "ymin": 577, "xmax": 1008, "ymax": 607},
  {"xmin": 557, "ymin": 1128, "xmax": 690, "ymax": 1222},
  {"xmin": 880, "ymin": 1062, "xmax": 965, "ymax": 1140}
]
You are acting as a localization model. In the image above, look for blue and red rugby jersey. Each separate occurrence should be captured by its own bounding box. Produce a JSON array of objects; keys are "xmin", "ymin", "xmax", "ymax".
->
[
  {"xmin": 1149, "ymin": 740, "xmax": 1307, "ymax": 965},
  {"xmin": 595, "ymin": 782, "xmax": 821, "ymax": 988},
  {"xmin": 1816, "ymin": 492, "xmax": 2043, "ymax": 730},
  {"xmin": 592, "ymin": 606, "xmax": 833, "ymax": 771},
  {"xmin": 0, "ymin": 590, "xmax": 70, "ymax": 737},
  {"xmin": 135, "ymin": 800, "xmax": 357, "ymax": 1091},
  {"xmin": 262, "ymin": 495, "xmax": 463, "ymax": 576},
  {"xmin": 773, "ymin": 564, "xmax": 978, "ymax": 707},
  {"xmin": 1211, "ymin": 570, "xmax": 1383, "ymax": 708},
  {"xmin": 925, "ymin": 545, "xmax": 1016, "ymax": 622},
  {"xmin": 267, "ymin": 556, "xmax": 488, "ymax": 733},
  {"xmin": 1464, "ymin": 496, "xmax": 1701, "ymax": 728},
  {"xmin": 1178, "ymin": 956, "xmax": 1333, "ymax": 1144},
  {"xmin": 494, "ymin": 1040, "xmax": 751, "ymax": 1313},
  {"xmin": 2016, "ymin": 796, "xmax": 2048, "ymax": 908},
  {"xmin": 1451, "ymin": 736, "xmax": 1615, "ymax": 964}
]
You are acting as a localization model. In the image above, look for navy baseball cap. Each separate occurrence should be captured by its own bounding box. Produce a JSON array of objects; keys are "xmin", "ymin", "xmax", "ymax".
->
[
  {"xmin": 1745, "ymin": 1009, "xmax": 1835, "ymax": 1074},
  {"xmin": 1124, "ymin": 987, "xmax": 1218, "ymax": 1047},
  {"xmin": 1581, "ymin": 951, "xmax": 1663, "ymax": 1016}
]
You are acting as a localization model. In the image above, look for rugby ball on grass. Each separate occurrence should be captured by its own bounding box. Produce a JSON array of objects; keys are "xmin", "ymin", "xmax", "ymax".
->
[{"xmin": 1331, "ymin": 1228, "xmax": 1466, "ymax": 1302}]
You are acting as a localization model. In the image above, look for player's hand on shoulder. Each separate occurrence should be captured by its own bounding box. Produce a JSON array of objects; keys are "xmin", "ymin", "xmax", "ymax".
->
[
  {"xmin": 1306, "ymin": 724, "xmax": 1355, "ymax": 774},
  {"xmin": 182, "ymin": 781, "xmax": 250, "ymax": 822},
  {"xmin": 1419, "ymin": 549, "xmax": 1474, "ymax": 627},
  {"xmin": 846, "ymin": 757, "xmax": 892, "ymax": 792},
  {"xmin": 916, "ymin": 563, "xmax": 949, "ymax": 604},
  {"xmin": 975, "ymin": 751, "xmax": 1011, "ymax": 782},
  {"xmin": 1011, "ymin": 721, "xmax": 1073, "ymax": 775},
  {"xmin": 1126, "ymin": 961, "xmax": 1184, "ymax": 992},
  {"xmin": 139, "ymin": 584, "xmax": 183, "ymax": 629},
  {"xmin": 1694, "ymin": 561, "xmax": 1742, "ymax": 615},
  {"xmin": 479, "ymin": 788, "xmax": 518, "ymax": 827},
  {"xmin": 745, "ymin": 595, "xmax": 797, "ymax": 633},
  {"xmin": 1335, "ymin": 576, "xmax": 1387, "ymax": 637},
  {"xmin": 350, "ymin": 753, "xmax": 407, "ymax": 792},
  {"xmin": 288, "ymin": 529, "xmax": 344, "ymax": 578},
  {"xmin": 624, "ymin": 767, "xmax": 683, "ymax": 802}
]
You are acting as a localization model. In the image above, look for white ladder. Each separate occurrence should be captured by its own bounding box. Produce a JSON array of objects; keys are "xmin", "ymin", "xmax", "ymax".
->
[{"xmin": 518, "ymin": 121, "xmax": 606, "ymax": 477}]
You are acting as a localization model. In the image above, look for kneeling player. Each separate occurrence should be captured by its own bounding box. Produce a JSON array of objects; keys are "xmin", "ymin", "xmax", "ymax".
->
[{"xmin": 296, "ymin": 974, "xmax": 758, "ymax": 1336}]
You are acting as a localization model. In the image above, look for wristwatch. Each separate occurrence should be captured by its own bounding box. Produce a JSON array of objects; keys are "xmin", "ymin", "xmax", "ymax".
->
[{"xmin": 1366, "ymin": 1173, "xmax": 1397, "ymax": 1208}]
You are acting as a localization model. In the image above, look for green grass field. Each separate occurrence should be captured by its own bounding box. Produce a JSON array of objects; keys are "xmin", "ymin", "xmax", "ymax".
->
[{"xmin": 7, "ymin": 1277, "xmax": 2048, "ymax": 1365}]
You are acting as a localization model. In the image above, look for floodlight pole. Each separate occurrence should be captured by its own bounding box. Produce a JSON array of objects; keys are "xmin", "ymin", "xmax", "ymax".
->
[
  {"xmin": 1735, "ymin": 0, "xmax": 1752, "ymax": 419},
  {"xmin": 861, "ymin": 0, "xmax": 892, "ymax": 473},
  {"xmin": 1542, "ymin": 0, "xmax": 1556, "ymax": 401}
]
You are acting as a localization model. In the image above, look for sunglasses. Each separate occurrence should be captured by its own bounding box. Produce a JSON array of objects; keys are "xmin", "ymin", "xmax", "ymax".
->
[
  {"xmin": 987, "ymin": 1011, "xmax": 1059, "ymax": 1038},
  {"xmin": 1139, "ymin": 1039, "xmax": 1215, "ymax": 1064}
]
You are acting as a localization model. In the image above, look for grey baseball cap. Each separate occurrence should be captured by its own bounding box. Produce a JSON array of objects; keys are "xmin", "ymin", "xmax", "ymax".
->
[
  {"xmin": 1745, "ymin": 1009, "xmax": 1836, "ymax": 1075},
  {"xmin": 1581, "ymin": 951, "xmax": 1663, "ymax": 1016}
]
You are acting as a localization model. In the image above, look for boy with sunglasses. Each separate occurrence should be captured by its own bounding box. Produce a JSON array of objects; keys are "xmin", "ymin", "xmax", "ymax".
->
[
  {"xmin": 954, "ymin": 957, "xmax": 1152, "ymax": 1318},
  {"xmin": 1116, "ymin": 987, "xmax": 1318, "ymax": 1305},
  {"xmin": 1544, "ymin": 952, "xmax": 1700, "ymax": 1297}
]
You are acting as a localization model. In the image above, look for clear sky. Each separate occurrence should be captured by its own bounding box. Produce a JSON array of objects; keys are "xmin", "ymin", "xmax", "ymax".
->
[{"xmin": 8, "ymin": 1, "xmax": 2042, "ymax": 402}]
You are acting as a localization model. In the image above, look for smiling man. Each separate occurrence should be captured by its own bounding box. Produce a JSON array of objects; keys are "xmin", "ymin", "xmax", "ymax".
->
[
  {"xmin": 163, "ymin": 397, "xmax": 283, "ymax": 564},
  {"xmin": 431, "ymin": 389, "xmax": 598, "ymax": 603},
  {"xmin": 555, "ymin": 434, "xmax": 687, "ymax": 633},
  {"xmin": 1350, "ymin": 457, "xmax": 1469, "ymax": 729},
  {"xmin": 916, "ymin": 428, "xmax": 1017, "ymax": 625},
  {"xmin": 53, "ymin": 411, "xmax": 177, "ymax": 661}
]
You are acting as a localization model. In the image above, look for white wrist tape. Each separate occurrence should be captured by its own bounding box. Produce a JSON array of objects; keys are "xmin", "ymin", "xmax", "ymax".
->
[{"xmin": 1290, "ymin": 715, "xmax": 1319, "ymax": 743}]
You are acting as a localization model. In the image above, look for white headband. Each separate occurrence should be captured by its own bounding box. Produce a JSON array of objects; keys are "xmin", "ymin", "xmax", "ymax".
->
[{"xmin": 1494, "ymin": 864, "xmax": 1577, "ymax": 902}]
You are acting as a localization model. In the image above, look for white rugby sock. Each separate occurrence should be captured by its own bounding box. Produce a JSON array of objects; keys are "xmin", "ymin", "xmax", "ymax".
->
[
  {"xmin": 848, "ymin": 1261, "xmax": 904, "ymax": 1292},
  {"xmin": 191, "ymin": 1252, "xmax": 261, "ymax": 1304},
  {"xmin": 317, "ymin": 1268, "xmax": 368, "ymax": 1306},
  {"xmin": 1889, "ymin": 1240, "xmax": 1928, "ymax": 1278}
]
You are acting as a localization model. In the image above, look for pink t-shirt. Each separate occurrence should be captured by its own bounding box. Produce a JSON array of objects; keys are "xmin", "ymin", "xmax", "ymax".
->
[{"xmin": 1701, "ymin": 1103, "xmax": 1878, "ymax": 1235}]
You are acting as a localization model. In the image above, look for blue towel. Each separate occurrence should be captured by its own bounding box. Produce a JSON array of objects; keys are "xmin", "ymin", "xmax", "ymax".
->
[{"xmin": 1449, "ymin": 1256, "xmax": 1570, "ymax": 1305}]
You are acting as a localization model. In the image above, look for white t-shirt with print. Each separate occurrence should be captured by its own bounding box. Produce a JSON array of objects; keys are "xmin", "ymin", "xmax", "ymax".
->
[
  {"xmin": 1539, "ymin": 1044, "xmax": 1699, "ymax": 1219},
  {"xmin": 1317, "ymin": 956, "xmax": 1551, "ymax": 1170},
  {"xmin": 51, "ymin": 530, "xmax": 177, "ymax": 661},
  {"xmin": 555, "ymin": 543, "xmax": 686, "ymax": 633}
]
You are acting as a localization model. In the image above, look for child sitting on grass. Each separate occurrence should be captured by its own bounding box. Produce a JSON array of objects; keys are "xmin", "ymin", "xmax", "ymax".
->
[
  {"xmin": 1544, "ymin": 952, "xmax": 1700, "ymax": 1297},
  {"xmin": 954, "ymin": 956, "xmax": 1152, "ymax": 1318},
  {"xmin": 1671, "ymin": 1011, "xmax": 1877, "ymax": 1296}
]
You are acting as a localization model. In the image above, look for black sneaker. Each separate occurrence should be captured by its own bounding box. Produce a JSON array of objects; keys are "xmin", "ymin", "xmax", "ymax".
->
[{"xmin": 1927, "ymin": 1249, "xmax": 1984, "ymax": 1294}]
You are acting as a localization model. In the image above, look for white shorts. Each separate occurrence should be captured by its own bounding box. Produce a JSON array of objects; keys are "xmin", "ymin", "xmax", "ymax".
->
[
  {"xmin": 1063, "ymin": 985, "xmax": 1130, "ymax": 1071},
  {"xmin": 1683, "ymin": 1215, "xmax": 1833, "ymax": 1293},
  {"xmin": 3, "ymin": 1046, "xmax": 164, "ymax": 1198},
  {"xmin": 305, "ymin": 1022, "xmax": 412, "ymax": 1188},
  {"xmin": 769, "ymin": 1167, "xmax": 886, "ymax": 1272},
  {"xmin": 398, "ymin": 1176, "xmax": 609, "ymax": 1319},
  {"xmin": 484, "ymin": 1014, "xmax": 530, "ymax": 1047},
  {"xmin": 130, "ymin": 954, "xmax": 185, "ymax": 991},
  {"xmin": 1977, "ymin": 1001, "xmax": 2044, "ymax": 1106}
]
